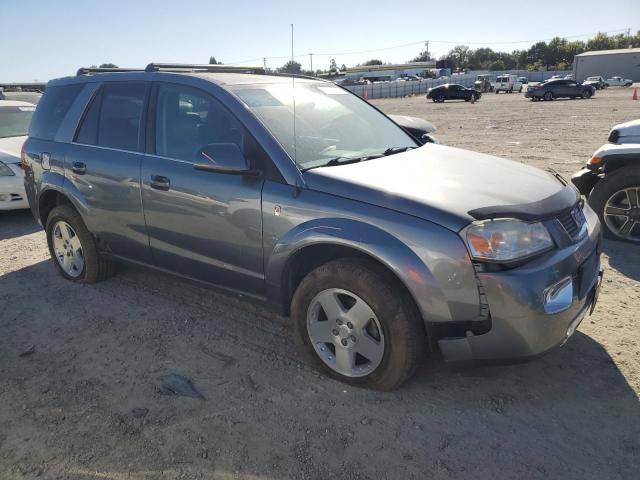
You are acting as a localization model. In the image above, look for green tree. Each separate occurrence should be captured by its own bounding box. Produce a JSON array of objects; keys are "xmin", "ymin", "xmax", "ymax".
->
[
  {"xmin": 279, "ymin": 60, "xmax": 302, "ymax": 74},
  {"xmin": 329, "ymin": 58, "xmax": 338, "ymax": 71},
  {"xmin": 340, "ymin": 64, "xmax": 347, "ymax": 71},
  {"xmin": 488, "ymin": 60, "xmax": 506, "ymax": 71},
  {"xmin": 99, "ymin": 63, "xmax": 118, "ymax": 68},
  {"xmin": 586, "ymin": 32, "xmax": 616, "ymax": 51},
  {"xmin": 209, "ymin": 56, "xmax": 222, "ymax": 64},
  {"xmin": 361, "ymin": 59, "xmax": 383, "ymax": 66}
]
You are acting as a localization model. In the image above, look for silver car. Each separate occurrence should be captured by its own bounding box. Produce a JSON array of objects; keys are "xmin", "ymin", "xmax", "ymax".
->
[{"xmin": 23, "ymin": 64, "xmax": 603, "ymax": 390}]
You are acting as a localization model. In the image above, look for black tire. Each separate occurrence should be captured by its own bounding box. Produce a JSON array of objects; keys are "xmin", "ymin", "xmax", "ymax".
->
[
  {"xmin": 582, "ymin": 90, "xmax": 592, "ymax": 99},
  {"xmin": 543, "ymin": 91, "xmax": 553, "ymax": 101},
  {"xmin": 436, "ymin": 94, "xmax": 445, "ymax": 103},
  {"xmin": 45, "ymin": 204, "xmax": 116, "ymax": 283},
  {"xmin": 588, "ymin": 167, "xmax": 640, "ymax": 243},
  {"xmin": 519, "ymin": 86, "xmax": 523, "ymax": 93},
  {"xmin": 291, "ymin": 258, "xmax": 426, "ymax": 391}
]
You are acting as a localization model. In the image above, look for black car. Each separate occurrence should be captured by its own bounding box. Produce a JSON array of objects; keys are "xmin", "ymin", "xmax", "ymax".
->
[
  {"xmin": 525, "ymin": 79, "xmax": 594, "ymax": 101},
  {"xmin": 426, "ymin": 84, "xmax": 480, "ymax": 103},
  {"xmin": 582, "ymin": 76, "xmax": 607, "ymax": 90}
]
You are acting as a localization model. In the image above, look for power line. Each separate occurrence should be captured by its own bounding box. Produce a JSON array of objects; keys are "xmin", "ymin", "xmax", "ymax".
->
[{"xmin": 225, "ymin": 27, "xmax": 633, "ymax": 65}]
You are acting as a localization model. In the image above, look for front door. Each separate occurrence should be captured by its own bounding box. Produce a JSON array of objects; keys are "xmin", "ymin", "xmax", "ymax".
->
[
  {"xmin": 140, "ymin": 83, "xmax": 265, "ymax": 295},
  {"xmin": 65, "ymin": 81, "xmax": 152, "ymax": 263}
]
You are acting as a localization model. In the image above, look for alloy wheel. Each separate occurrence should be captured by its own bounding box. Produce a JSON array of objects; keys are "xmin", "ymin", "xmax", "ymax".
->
[
  {"xmin": 52, "ymin": 221, "xmax": 85, "ymax": 277},
  {"xmin": 604, "ymin": 187, "xmax": 640, "ymax": 242},
  {"xmin": 306, "ymin": 288, "xmax": 385, "ymax": 378}
]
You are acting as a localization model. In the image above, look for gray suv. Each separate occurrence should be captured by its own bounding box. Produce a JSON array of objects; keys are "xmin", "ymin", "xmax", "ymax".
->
[{"xmin": 23, "ymin": 64, "xmax": 603, "ymax": 390}]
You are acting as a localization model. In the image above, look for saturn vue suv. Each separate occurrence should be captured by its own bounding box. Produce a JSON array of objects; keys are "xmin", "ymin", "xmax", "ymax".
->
[{"xmin": 22, "ymin": 64, "xmax": 603, "ymax": 390}]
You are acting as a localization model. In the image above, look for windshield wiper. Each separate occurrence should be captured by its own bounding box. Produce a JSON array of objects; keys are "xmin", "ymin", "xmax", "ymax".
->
[
  {"xmin": 302, "ymin": 154, "xmax": 383, "ymax": 172},
  {"xmin": 383, "ymin": 146, "xmax": 416, "ymax": 156}
]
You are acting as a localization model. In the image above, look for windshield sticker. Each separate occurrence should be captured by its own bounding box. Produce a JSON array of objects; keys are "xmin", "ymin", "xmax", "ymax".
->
[
  {"xmin": 234, "ymin": 89, "xmax": 283, "ymax": 108},
  {"xmin": 318, "ymin": 87, "xmax": 348, "ymax": 95}
]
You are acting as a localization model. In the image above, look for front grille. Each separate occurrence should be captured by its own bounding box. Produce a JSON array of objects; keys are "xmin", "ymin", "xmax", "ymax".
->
[{"xmin": 557, "ymin": 204, "xmax": 586, "ymax": 241}]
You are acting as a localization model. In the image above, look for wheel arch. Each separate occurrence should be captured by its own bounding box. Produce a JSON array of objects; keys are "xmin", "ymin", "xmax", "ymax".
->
[
  {"xmin": 38, "ymin": 188, "xmax": 74, "ymax": 227},
  {"xmin": 265, "ymin": 218, "xmax": 453, "ymax": 325},
  {"xmin": 602, "ymin": 154, "xmax": 640, "ymax": 175}
]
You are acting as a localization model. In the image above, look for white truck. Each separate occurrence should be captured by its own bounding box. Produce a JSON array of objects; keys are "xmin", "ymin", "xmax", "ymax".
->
[
  {"xmin": 605, "ymin": 76, "xmax": 633, "ymax": 87},
  {"xmin": 494, "ymin": 74, "xmax": 523, "ymax": 93}
]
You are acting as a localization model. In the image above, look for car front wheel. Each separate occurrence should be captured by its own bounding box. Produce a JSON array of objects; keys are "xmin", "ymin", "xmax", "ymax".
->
[
  {"xmin": 582, "ymin": 90, "xmax": 592, "ymax": 99},
  {"xmin": 291, "ymin": 258, "xmax": 426, "ymax": 390},
  {"xmin": 588, "ymin": 167, "xmax": 640, "ymax": 243},
  {"xmin": 543, "ymin": 91, "xmax": 553, "ymax": 101},
  {"xmin": 46, "ymin": 204, "xmax": 116, "ymax": 282}
]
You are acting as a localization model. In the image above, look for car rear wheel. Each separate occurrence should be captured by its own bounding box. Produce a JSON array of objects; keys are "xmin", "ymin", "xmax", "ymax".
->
[
  {"xmin": 588, "ymin": 167, "xmax": 640, "ymax": 243},
  {"xmin": 582, "ymin": 90, "xmax": 592, "ymax": 99},
  {"xmin": 46, "ymin": 204, "xmax": 116, "ymax": 282},
  {"xmin": 291, "ymin": 258, "xmax": 426, "ymax": 390},
  {"xmin": 543, "ymin": 91, "xmax": 553, "ymax": 101}
]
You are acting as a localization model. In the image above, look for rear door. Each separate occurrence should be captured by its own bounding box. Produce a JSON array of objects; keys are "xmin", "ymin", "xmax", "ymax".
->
[
  {"xmin": 140, "ymin": 82, "xmax": 265, "ymax": 294},
  {"xmin": 65, "ymin": 81, "xmax": 152, "ymax": 262}
]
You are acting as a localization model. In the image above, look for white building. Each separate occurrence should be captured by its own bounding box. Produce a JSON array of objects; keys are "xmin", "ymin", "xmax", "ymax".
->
[{"xmin": 573, "ymin": 48, "xmax": 640, "ymax": 82}]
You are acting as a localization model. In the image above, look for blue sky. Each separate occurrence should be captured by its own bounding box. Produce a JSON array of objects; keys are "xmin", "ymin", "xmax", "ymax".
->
[{"xmin": 2, "ymin": 0, "xmax": 639, "ymax": 82}]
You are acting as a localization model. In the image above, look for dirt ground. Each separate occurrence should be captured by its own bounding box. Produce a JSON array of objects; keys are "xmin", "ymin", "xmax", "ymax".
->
[{"xmin": 1, "ymin": 87, "xmax": 639, "ymax": 480}]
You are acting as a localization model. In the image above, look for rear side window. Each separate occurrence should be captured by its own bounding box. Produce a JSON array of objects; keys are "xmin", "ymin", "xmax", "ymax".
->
[
  {"xmin": 75, "ymin": 82, "xmax": 147, "ymax": 152},
  {"xmin": 29, "ymin": 84, "xmax": 83, "ymax": 140}
]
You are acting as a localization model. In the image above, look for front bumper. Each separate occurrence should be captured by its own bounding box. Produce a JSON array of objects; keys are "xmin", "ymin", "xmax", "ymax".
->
[
  {"xmin": 571, "ymin": 168, "xmax": 599, "ymax": 196},
  {"xmin": 0, "ymin": 168, "xmax": 28, "ymax": 210},
  {"xmin": 438, "ymin": 209, "xmax": 603, "ymax": 363}
]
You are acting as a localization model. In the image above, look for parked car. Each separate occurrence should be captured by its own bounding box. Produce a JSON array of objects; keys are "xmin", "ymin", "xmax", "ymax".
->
[
  {"xmin": 426, "ymin": 84, "xmax": 480, "ymax": 102},
  {"xmin": 525, "ymin": 79, "xmax": 594, "ymax": 101},
  {"xmin": 572, "ymin": 138, "xmax": 640, "ymax": 243},
  {"xmin": 0, "ymin": 100, "xmax": 35, "ymax": 210},
  {"xmin": 473, "ymin": 75, "xmax": 493, "ymax": 93},
  {"xmin": 23, "ymin": 64, "xmax": 602, "ymax": 390},
  {"xmin": 0, "ymin": 88, "xmax": 5, "ymax": 100},
  {"xmin": 518, "ymin": 76, "xmax": 528, "ymax": 85},
  {"xmin": 605, "ymin": 76, "xmax": 633, "ymax": 87},
  {"xmin": 494, "ymin": 74, "xmax": 523, "ymax": 93},
  {"xmin": 3, "ymin": 91, "xmax": 43, "ymax": 104},
  {"xmin": 607, "ymin": 119, "xmax": 640, "ymax": 144},
  {"xmin": 582, "ymin": 76, "xmax": 607, "ymax": 90}
]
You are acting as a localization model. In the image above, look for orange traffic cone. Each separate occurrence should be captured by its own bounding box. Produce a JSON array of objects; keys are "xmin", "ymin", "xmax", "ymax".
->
[{"xmin": 633, "ymin": 87, "xmax": 638, "ymax": 101}]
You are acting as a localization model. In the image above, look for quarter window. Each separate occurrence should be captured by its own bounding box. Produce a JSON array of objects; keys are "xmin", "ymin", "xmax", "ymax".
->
[
  {"xmin": 154, "ymin": 84, "xmax": 245, "ymax": 162},
  {"xmin": 29, "ymin": 84, "xmax": 83, "ymax": 141}
]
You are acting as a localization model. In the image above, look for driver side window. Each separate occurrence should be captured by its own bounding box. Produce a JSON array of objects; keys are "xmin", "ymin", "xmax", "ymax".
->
[{"xmin": 155, "ymin": 84, "xmax": 245, "ymax": 163}]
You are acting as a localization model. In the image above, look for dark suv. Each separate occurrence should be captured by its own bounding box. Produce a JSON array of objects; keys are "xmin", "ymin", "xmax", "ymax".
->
[{"xmin": 23, "ymin": 64, "xmax": 602, "ymax": 390}]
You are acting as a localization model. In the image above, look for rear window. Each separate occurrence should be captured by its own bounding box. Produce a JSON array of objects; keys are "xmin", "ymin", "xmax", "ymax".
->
[
  {"xmin": 497, "ymin": 76, "xmax": 508, "ymax": 82},
  {"xmin": 29, "ymin": 84, "xmax": 83, "ymax": 140}
]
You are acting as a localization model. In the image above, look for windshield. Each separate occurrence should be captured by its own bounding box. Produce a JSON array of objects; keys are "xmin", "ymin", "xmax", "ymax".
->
[
  {"xmin": 230, "ymin": 82, "xmax": 416, "ymax": 170},
  {"xmin": 0, "ymin": 105, "xmax": 35, "ymax": 138}
]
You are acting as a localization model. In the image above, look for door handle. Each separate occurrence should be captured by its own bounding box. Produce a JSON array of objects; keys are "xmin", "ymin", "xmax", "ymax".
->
[
  {"xmin": 71, "ymin": 161, "xmax": 86, "ymax": 174},
  {"xmin": 150, "ymin": 175, "xmax": 171, "ymax": 191}
]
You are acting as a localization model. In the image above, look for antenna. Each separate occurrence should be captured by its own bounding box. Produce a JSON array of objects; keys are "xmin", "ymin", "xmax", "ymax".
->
[{"xmin": 291, "ymin": 23, "xmax": 297, "ymax": 163}]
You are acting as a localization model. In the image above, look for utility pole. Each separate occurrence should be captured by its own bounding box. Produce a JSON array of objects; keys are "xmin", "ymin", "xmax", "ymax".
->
[
  {"xmin": 263, "ymin": 57, "xmax": 267, "ymax": 70},
  {"xmin": 425, "ymin": 40, "xmax": 430, "ymax": 60},
  {"xmin": 627, "ymin": 28, "xmax": 631, "ymax": 47},
  {"xmin": 309, "ymin": 53, "xmax": 313, "ymax": 72}
]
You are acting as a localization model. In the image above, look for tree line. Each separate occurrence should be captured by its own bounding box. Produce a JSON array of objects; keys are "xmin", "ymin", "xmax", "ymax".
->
[{"xmin": 98, "ymin": 31, "xmax": 639, "ymax": 75}]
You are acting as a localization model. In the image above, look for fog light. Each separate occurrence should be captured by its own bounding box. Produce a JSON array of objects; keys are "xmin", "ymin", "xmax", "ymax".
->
[{"xmin": 543, "ymin": 277, "xmax": 573, "ymax": 314}]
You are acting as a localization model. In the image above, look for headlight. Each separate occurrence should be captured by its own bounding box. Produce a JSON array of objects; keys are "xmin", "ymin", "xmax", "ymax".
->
[
  {"xmin": 463, "ymin": 219, "xmax": 554, "ymax": 262},
  {"xmin": 0, "ymin": 161, "xmax": 15, "ymax": 177}
]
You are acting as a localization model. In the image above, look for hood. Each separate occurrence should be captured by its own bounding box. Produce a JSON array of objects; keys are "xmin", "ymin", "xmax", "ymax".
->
[
  {"xmin": 303, "ymin": 144, "xmax": 576, "ymax": 232},
  {"xmin": 611, "ymin": 119, "xmax": 640, "ymax": 138},
  {"xmin": 0, "ymin": 135, "xmax": 27, "ymax": 164}
]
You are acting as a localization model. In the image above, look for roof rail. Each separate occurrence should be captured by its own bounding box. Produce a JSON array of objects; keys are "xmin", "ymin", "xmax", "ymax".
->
[
  {"xmin": 144, "ymin": 63, "xmax": 266, "ymax": 74},
  {"xmin": 76, "ymin": 67, "xmax": 145, "ymax": 76}
]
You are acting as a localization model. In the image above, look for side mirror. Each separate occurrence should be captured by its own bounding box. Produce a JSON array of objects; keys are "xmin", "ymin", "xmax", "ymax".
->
[{"xmin": 193, "ymin": 143, "xmax": 260, "ymax": 176}]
